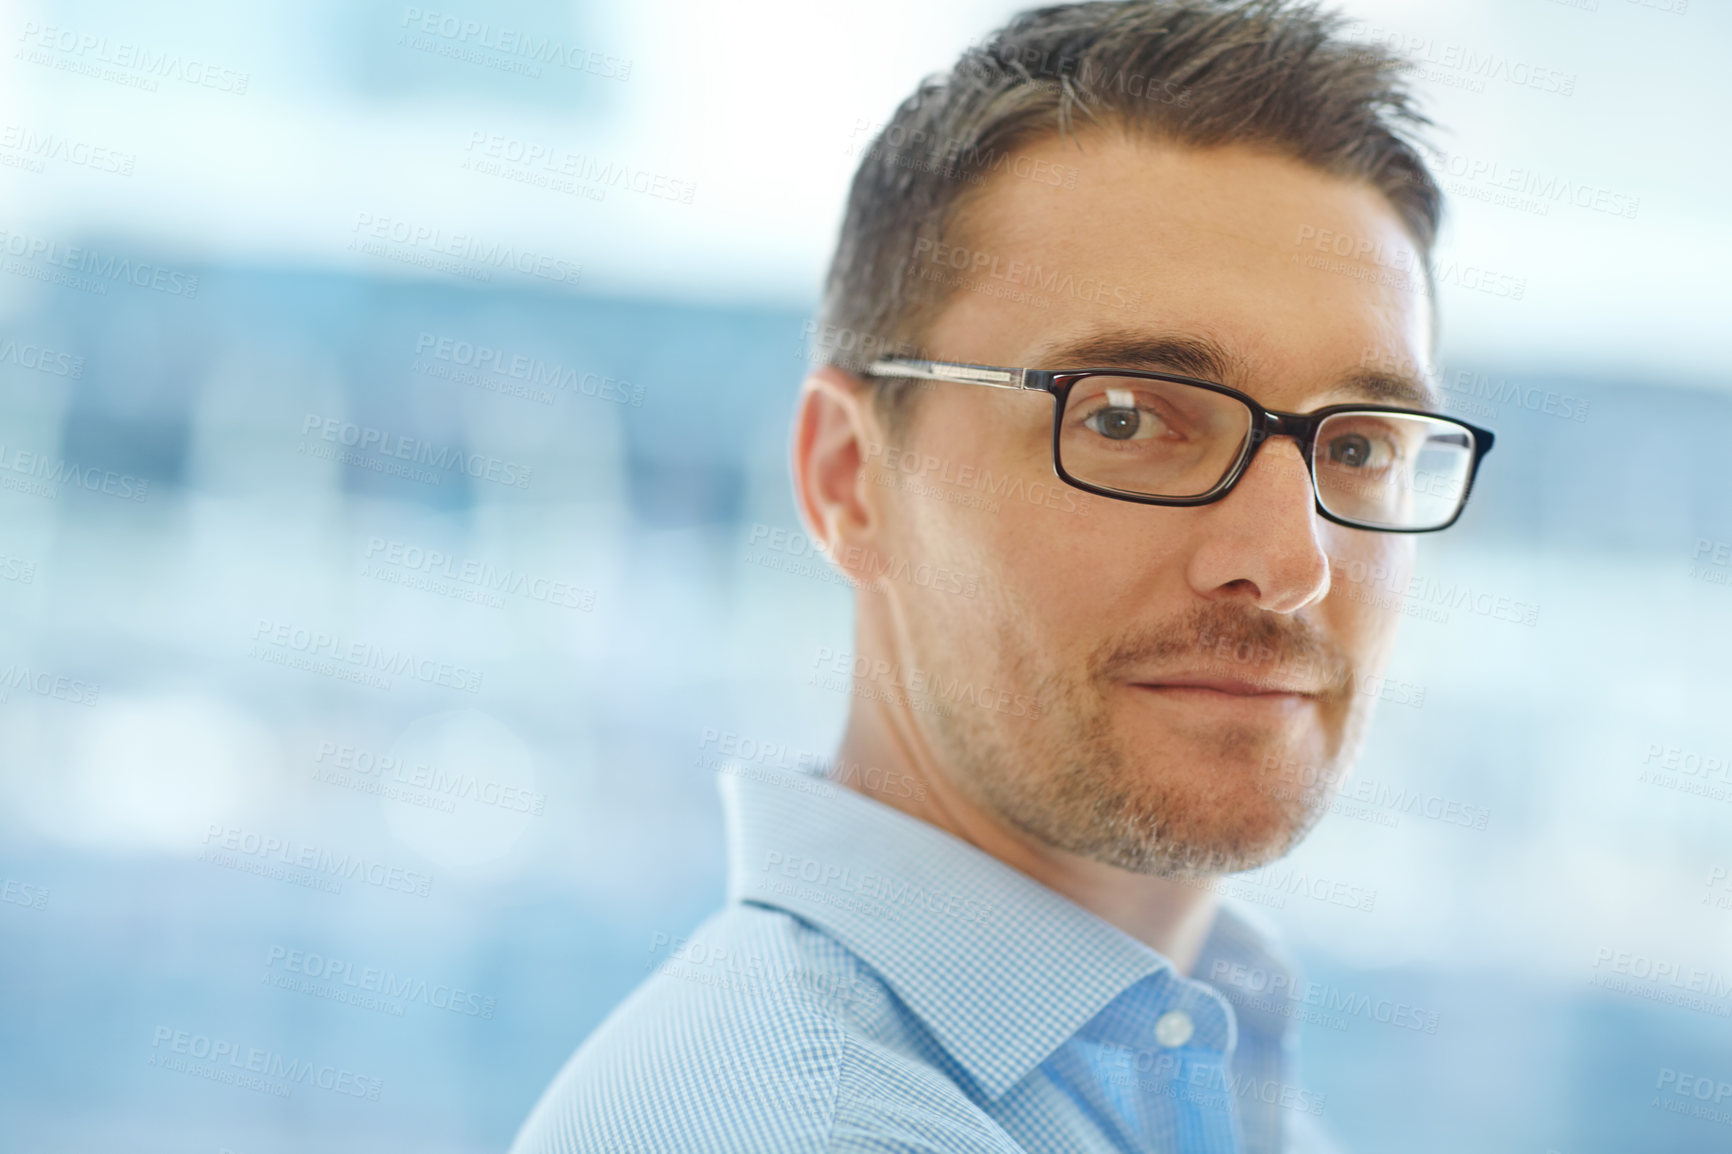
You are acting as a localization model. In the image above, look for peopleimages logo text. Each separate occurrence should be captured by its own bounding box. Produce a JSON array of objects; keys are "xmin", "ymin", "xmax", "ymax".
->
[
  {"xmin": 149, "ymin": 1027, "xmax": 381, "ymax": 1099},
  {"xmin": 398, "ymin": 7, "xmax": 631, "ymax": 80},
  {"xmin": 265, "ymin": 946, "xmax": 496, "ymax": 1018},
  {"xmin": 15, "ymin": 23, "xmax": 251, "ymax": 94},
  {"xmin": 250, "ymin": 619, "xmax": 484, "ymax": 693},
  {"xmin": 0, "ymin": 227, "xmax": 199, "ymax": 296},
  {"xmin": 349, "ymin": 213, "xmax": 581, "ymax": 285},
  {"xmin": 364, "ymin": 537, "xmax": 593, "ymax": 610},
  {"xmin": 0, "ymin": 337, "xmax": 83, "ymax": 377},
  {"xmin": 202, "ymin": 825, "xmax": 433, "ymax": 897},
  {"xmin": 414, "ymin": 333, "xmax": 643, "ymax": 405},
  {"xmin": 0, "ymin": 442, "xmax": 149, "ymax": 502},
  {"xmin": 300, "ymin": 414, "xmax": 533, "ymax": 489},
  {"xmin": 810, "ymin": 647, "xmax": 1045, "ymax": 719}
]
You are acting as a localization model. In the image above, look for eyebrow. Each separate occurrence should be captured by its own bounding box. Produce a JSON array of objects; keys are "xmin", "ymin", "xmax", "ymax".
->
[
  {"xmin": 1028, "ymin": 329, "xmax": 1442, "ymax": 411},
  {"xmin": 1321, "ymin": 368, "xmax": 1442, "ymax": 411},
  {"xmin": 1031, "ymin": 331, "xmax": 1243, "ymax": 384}
]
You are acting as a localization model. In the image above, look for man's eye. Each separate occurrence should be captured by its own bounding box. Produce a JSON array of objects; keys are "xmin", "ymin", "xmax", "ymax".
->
[
  {"xmin": 1082, "ymin": 385, "xmax": 1173, "ymax": 442},
  {"xmin": 1086, "ymin": 406, "xmax": 1151, "ymax": 441},
  {"xmin": 1326, "ymin": 432, "xmax": 1393, "ymax": 469}
]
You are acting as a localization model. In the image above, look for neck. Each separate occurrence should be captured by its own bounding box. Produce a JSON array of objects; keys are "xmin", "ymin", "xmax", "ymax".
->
[{"xmin": 831, "ymin": 705, "xmax": 1221, "ymax": 976}]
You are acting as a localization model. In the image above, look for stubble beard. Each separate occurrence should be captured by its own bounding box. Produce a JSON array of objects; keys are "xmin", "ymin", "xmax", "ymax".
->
[{"xmin": 919, "ymin": 603, "xmax": 1366, "ymax": 879}]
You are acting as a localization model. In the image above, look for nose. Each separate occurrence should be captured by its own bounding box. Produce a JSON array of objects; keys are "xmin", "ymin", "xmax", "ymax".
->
[{"xmin": 1183, "ymin": 435, "xmax": 1332, "ymax": 613}]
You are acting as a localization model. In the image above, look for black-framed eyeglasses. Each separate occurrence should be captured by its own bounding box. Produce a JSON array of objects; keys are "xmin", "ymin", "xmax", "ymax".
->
[{"xmin": 862, "ymin": 358, "xmax": 1495, "ymax": 533}]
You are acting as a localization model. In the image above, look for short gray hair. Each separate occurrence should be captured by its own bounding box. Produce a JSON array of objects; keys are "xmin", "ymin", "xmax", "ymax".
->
[{"xmin": 814, "ymin": 0, "xmax": 1443, "ymax": 428}]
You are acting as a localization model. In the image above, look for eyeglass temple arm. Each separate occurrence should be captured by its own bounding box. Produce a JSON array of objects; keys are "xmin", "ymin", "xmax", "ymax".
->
[{"xmin": 865, "ymin": 358, "xmax": 1038, "ymax": 391}]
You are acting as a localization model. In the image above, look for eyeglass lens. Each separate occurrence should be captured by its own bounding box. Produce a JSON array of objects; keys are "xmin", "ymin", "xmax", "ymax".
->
[{"xmin": 1056, "ymin": 375, "xmax": 1477, "ymax": 530}]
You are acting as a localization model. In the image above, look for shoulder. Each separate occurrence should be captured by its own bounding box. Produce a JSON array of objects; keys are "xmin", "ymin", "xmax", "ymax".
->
[{"xmin": 509, "ymin": 903, "xmax": 1022, "ymax": 1154}]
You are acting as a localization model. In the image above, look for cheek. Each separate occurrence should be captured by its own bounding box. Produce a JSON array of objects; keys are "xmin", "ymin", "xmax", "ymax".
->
[
  {"xmin": 979, "ymin": 498, "xmax": 1199, "ymax": 660},
  {"xmin": 885, "ymin": 406, "xmax": 1044, "ymax": 600},
  {"xmin": 885, "ymin": 473, "xmax": 1089, "ymax": 674},
  {"xmin": 1322, "ymin": 531, "xmax": 1415, "ymax": 658}
]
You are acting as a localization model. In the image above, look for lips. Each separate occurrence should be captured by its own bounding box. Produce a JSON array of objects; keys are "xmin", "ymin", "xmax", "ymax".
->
[{"xmin": 1127, "ymin": 674, "xmax": 1322, "ymax": 698}]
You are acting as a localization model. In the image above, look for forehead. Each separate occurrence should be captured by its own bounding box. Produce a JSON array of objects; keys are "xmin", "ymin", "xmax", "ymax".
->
[{"xmin": 926, "ymin": 131, "xmax": 1435, "ymax": 408}]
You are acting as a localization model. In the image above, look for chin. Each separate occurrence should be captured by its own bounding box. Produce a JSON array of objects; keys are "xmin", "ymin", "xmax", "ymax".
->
[
  {"xmin": 1093, "ymin": 739, "xmax": 1334, "ymax": 878},
  {"xmin": 1145, "ymin": 792, "xmax": 1321, "ymax": 878},
  {"xmin": 1207, "ymin": 790, "xmax": 1323, "ymax": 869}
]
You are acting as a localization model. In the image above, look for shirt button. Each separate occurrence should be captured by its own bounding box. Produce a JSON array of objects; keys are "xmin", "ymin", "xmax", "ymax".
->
[{"xmin": 1154, "ymin": 1010, "xmax": 1194, "ymax": 1048}]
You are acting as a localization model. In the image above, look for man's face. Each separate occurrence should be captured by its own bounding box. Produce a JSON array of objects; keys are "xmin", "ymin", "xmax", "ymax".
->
[{"xmin": 861, "ymin": 132, "xmax": 1431, "ymax": 877}]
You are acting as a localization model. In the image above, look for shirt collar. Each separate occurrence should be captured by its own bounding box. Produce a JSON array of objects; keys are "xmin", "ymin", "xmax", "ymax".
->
[
  {"xmin": 1192, "ymin": 900, "xmax": 1300, "ymax": 1054},
  {"xmin": 720, "ymin": 763, "xmax": 1278, "ymax": 1099}
]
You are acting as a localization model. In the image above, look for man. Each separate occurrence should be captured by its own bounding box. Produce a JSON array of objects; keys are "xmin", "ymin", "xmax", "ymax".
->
[{"xmin": 513, "ymin": 2, "xmax": 1493, "ymax": 1151}]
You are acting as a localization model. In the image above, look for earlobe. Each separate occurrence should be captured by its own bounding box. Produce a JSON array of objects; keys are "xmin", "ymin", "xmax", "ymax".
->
[{"xmin": 791, "ymin": 366, "xmax": 879, "ymax": 559}]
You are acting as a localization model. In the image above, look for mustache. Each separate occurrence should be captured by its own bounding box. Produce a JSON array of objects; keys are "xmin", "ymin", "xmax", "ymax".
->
[{"xmin": 1091, "ymin": 604, "xmax": 1356, "ymax": 698}]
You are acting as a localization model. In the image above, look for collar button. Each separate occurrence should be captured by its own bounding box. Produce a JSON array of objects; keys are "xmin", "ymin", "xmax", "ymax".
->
[{"xmin": 1154, "ymin": 1009, "xmax": 1194, "ymax": 1048}]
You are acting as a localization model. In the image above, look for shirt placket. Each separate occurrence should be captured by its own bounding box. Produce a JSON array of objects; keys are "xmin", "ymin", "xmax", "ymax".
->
[
  {"xmin": 1160, "ymin": 1043, "xmax": 1243, "ymax": 1153},
  {"xmin": 1089, "ymin": 975, "xmax": 1244, "ymax": 1154}
]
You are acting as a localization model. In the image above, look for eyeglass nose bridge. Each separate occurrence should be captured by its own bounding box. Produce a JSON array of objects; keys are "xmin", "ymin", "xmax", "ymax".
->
[
  {"xmin": 1221, "ymin": 407, "xmax": 1331, "ymax": 507},
  {"xmin": 1241, "ymin": 408, "xmax": 1322, "ymax": 467}
]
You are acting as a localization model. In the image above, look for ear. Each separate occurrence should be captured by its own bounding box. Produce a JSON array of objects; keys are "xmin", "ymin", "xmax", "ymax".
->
[{"xmin": 791, "ymin": 365, "xmax": 884, "ymax": 565}]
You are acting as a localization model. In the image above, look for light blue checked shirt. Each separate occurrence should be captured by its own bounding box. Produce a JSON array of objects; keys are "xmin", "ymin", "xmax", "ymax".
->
[{"xmin": 512, "ymin": 763, "xmax": 1335, "ymax": 1154}]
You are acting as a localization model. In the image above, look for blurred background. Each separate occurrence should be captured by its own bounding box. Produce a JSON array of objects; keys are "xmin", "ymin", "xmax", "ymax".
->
[{"xmin": 2, "ymin": 0, "xmax": 1730, "ymax": 1151}]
